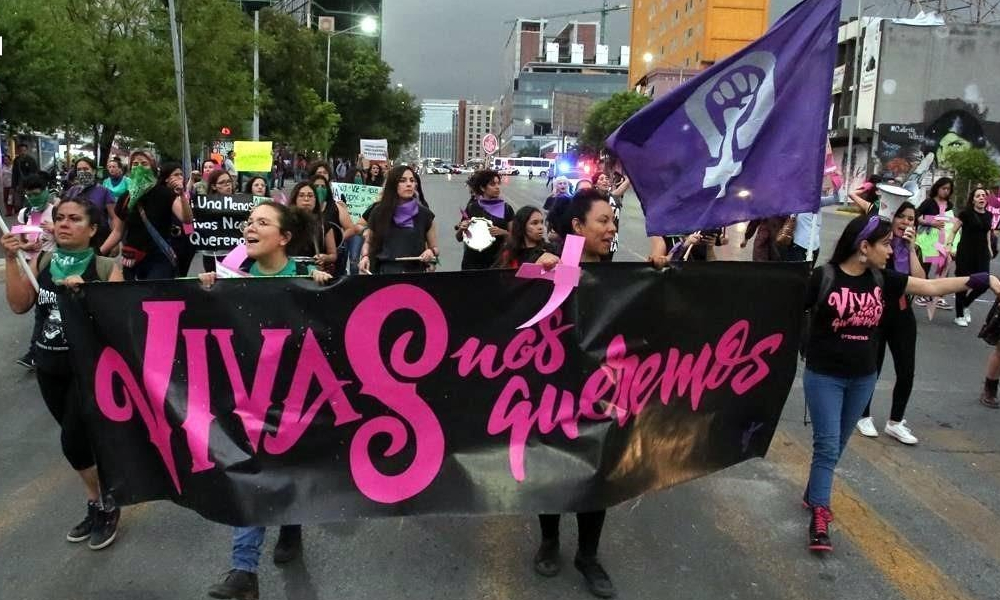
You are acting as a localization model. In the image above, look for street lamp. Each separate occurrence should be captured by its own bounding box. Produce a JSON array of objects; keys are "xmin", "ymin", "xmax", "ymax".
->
[
  {"xmin": 643, "ymin": 52, "xmax": 653, "ymax": 64},
  {"xmin": 321, "ymin": 15, "xmax": 380, "ymax": 103}
]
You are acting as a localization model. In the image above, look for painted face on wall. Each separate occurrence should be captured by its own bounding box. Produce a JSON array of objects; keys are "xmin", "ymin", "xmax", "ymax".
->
[{"xmin": 937, "ymin": 132, "xmax": 972, "ymax": 169}]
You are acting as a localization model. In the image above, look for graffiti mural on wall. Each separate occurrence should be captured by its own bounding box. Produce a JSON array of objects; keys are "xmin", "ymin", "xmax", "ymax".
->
[{"xmin": 876, "ymin": 99, "xmax": 1000, "ymax": 178}]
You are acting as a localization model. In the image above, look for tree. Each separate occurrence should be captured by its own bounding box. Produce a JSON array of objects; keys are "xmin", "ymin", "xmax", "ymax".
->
[
  {"xmin": 518, "ymin": 143, "xmax": 542, "ymax": 158},
  {"xmin": 946, "ymin": 147, "xmax": 1000, "ymax": 206},
  {"xmin": 324, "ymin": 36, "xmax": 420, "ymax": 160},
  {"xmin": 580, "ymin": 91, "xmax": 652, "ymax": 152},
  {"xmin": 258, "ymin": 10, "xmax": 340, "ymax": 153}
]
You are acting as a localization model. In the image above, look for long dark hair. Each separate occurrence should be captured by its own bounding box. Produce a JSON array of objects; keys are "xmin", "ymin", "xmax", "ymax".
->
[
  {"xmin": 929, "ymin": 177, "xmax": 954, "ymax": 202},
  {"xmin": 288, "ymin": 182, "xmax": 320, "ymax": 215},
  {"xmin": 157, "ymin": 162, "xmax": 183, "ymax": 187},
  {"xmin": 366, "ymin": 163, "xmax": 385, "ymax": 186},
  {"xmin": 367, "ymin": 165, "xmax": 416, "ymax": 256},
  {"xmin": 828, "ymin": 214, "xmax": 893, "ymax": 265},
  {"xmin": 499, "ymin": 206, "xmax": 543, "ymax": 267},
  {"xmin": 253, "ymin": 200, "xmax": 318, "ymax": 258}
]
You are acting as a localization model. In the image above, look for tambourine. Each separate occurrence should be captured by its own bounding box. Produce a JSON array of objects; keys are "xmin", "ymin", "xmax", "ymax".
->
[{"xmin": 463, "ymin": 217, "xmax": 495, "ymax": 252}]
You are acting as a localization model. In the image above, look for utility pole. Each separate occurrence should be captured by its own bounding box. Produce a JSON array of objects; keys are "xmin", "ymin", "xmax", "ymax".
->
[
  {"xmin": 166, "ymin": 0, "xmax": 192, "ymax": 178},
  {"xmin": 252, "ymin": 10, "xmax": 260, "ymax": 141},
  {"xmin": 600, "ymin": 0, "xmax": 609, "ymax": 45}
]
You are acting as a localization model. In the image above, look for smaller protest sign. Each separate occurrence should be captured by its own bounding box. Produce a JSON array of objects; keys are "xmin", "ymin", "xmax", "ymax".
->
[
  {"xmin": 360, "ymin": 139, "xmax": 388, "ymax": 161},
  {"xmin": 234, "ymin": 141, "xmax": 273, "ymax": 172},
  {"xmin": 333, "ymin": 183, "xmax": 382, "ymax": 220},
  {"xmin": 189, "ymin": 193, "xmax": 259, "ymax": 252}
]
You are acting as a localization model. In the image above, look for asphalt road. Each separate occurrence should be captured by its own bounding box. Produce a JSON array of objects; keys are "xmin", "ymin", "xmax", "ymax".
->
[{"xmin": 1, "ymin": 174, "xmax": 1000, "ymax": 600}]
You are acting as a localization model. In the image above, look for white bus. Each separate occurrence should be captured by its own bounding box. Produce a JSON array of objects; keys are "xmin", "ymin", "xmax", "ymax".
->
[{"xmin": 491, "ymin": 156, "xmax": 554, "ymax": 177}]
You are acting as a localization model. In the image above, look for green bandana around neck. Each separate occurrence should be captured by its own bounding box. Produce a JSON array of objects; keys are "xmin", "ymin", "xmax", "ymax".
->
[
  {"xmin": 50, "ymin": 247, "xmax": 95, "ymax": 281},
  {"xmin": 315, "ymin": 186, "xmax": 329, "ymax": 203},
  {"xmin": 26, "ymin": 190, "xmax": 50, "ymax": 211},
  {"xmin": 127, "ymin": 165, "xmax": 157, "ymax": 210}
]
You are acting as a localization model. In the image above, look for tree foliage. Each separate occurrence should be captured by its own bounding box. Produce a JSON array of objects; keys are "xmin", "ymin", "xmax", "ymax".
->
[
  {"xmin": 947, "ymin": 147, "xmax": 1000, "ymax": 206},
  {"xmin": 0, "ymin": 0, "xmax": 418, "ymax": 161},
  {"xmin": 580, "ymin": 91, "xmax": 652, "ymax": 152}
]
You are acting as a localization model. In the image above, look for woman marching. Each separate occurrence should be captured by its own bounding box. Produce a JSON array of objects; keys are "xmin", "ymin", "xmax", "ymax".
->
[
  {"xmin": 455, "ymin": 169, "xmax": 514, "ymax": 270},
  {"xmin": 851, "ymin": 202, "xmax": 927, "ymax": 444},
  {"xmin": 914, "ymin": 177, "xmax": 958, "ymax": 309},
  {"xmin": 201, "ymin": 201, "xmax": 332, "ymax": 600},
  {"xmin": 532, "ymin": 188, "xmax": 617, "ymax": 599},
  {"xmin": 495, "ymin": 205, "xmax": 554, "ymax": 268},
  {"xmin": 358, "ymin": 165, "xmax": 438, "ymax": 275},
  {"xmin": 802, "ymin": 214, "xmax": 1000, "ymax": 553},
  {"xmin": 3, "ymin": 197, "xmax": 123, "ymax": 550},
  {"xmin": 287, "ymin": 181, "xmax": 340, "ymax": 272},
  {"xmin": 947, "ymin": 186, "xmax": 994, "ymax": 326}
]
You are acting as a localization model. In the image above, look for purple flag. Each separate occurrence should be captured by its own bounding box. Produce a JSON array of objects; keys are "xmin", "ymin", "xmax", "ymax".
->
[{"xmin": 607, "ymin": 0, "xmax": 839, "ymax": 235}]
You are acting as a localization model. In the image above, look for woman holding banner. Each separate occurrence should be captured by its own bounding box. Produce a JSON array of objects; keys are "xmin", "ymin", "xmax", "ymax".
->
[
  {"xmin": 802, "ymin": 214, "xmax": 1000, "ymax": 553},
  {"xmin": 3, "ymin": 197, "xmax": 123, "ymax": 550},
  {"xmin": 199, "ymin": 169, "xmax": 238, "ymax": 274},
  {"xmin": 288, "ymin": 181, "xmax": 339, "ymax": 272},
  {"xmin": 200, "ymin": 201, "xmax": 332, "ymax": 600},
  {"xmin": 533, "ymin": 188, "xmax": 617, "ymax": 599},
  {"xmin": 358, "ymin": 165, "xmax": 437, "ymax": 275}
]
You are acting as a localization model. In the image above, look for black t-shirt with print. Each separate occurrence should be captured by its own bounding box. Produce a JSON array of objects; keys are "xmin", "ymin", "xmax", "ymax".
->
[{"xmin": 805, "ymin": 266, "xmax": 908, "ymax": 377}]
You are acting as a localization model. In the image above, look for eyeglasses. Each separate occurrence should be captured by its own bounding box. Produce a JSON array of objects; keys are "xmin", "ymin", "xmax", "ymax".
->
[{"xmin": 243, "ymin": 218, "xmax": 277, "ymax": 231}]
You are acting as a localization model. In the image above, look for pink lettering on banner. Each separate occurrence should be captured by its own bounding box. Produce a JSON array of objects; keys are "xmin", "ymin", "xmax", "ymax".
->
[
  {"xmin": 827, "ymin": 286, "xmax": 884, "ymax": 331},
  {"xmin": 344, "ymin": 284, "xmax": 447, "ymax": 504},
  {"xmin": 485, "ymin": 320, "xmax": 783, "ymax": 481},
  {"xmin": 94, "ymin": 301, "xmax": 186, "ymax": 492},
  {"xmin": 451, "ymin": 310, "xmax": 573, "ymax": 379}
]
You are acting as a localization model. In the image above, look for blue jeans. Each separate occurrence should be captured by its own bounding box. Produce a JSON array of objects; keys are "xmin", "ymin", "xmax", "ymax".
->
[
  {"xmin": 232, "ymin": 526, "xmax": 265, "ymax": 573},
  {"xmin": 346, "ymin": 234, "xmax": 364, "ymax": 274},
  {"xmin": 804, "ymin": 368, "xmax": 878, "ymax": 507}
]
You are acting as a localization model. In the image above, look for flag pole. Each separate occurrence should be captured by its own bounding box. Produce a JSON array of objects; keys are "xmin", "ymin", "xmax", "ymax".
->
[
  {"xmin": 845, "ymin": 0, "xmax": 864, "ymax": 191},
  {"xmin": 0, "ymin": 218, "xmax": 41, "ymax": 293}
]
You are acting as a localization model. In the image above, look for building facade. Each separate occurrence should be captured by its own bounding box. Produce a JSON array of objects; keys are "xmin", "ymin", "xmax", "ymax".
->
[
  {"xmin": 418, "ymin": 99, "xmax": 458, "ymax": 161},
  {"xmin": 831, "ymin": 19, "xmax": 1000, "ymax": 191},
  {"xmin": 628, "ymin": 0, "xmax": 769, "ymax": 88},
  {"xmin": 453, "ymin": 102, "xmax": 495, "ymax": 165}
]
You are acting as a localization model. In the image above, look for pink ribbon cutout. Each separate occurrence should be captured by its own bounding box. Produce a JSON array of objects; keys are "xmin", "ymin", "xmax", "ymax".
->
[
  {"xmin": 10, "ymin": 225, "xmax": 43, "ymax": 235},
  {"xmin": 513, "ymin": 234, "xmax": 583, "ymax": 330},
  {"xmin": 217, "ymin": 244, "xmax": 250, "ymax": 278}
]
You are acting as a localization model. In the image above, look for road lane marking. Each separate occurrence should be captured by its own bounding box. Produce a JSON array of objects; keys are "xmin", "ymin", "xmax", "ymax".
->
[
  {"xmin": 0, "ymin": 464, "xmax": 72, "ymax": 539},
  {"xmin": 767, "ymin": 430, "xmax": 975, "ymax": 600}
]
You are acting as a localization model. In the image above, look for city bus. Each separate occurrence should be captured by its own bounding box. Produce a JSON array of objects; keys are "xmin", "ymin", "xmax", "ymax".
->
[{"xmin": 491, "ymin": 156, "xmax": 554, "ymax": 177}]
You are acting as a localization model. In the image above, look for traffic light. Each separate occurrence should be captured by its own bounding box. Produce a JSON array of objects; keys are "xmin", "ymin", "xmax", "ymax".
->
[{"xmin": 220, "ymin": 127, "xmax": 232, "ymax": 137}]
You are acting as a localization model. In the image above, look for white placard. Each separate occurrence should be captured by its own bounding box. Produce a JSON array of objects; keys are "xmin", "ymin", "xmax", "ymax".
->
[
  {"xmin": 546, "ymin": 42, "xmax": 560, "ymax": 63},
  {"xmin": 596, "ymin": 44, "xmax": 609, "ymax": 65},
  {"xmin": 360, "ymin": 139, "xmax": 388, "ymax": 161},
  {"xmin": 620, "ymin": 45, "xmax": 630, "ymax": 66},
  {"xmin": 571, "ymin": 43, "xmax": 584, "ymax": 64}
]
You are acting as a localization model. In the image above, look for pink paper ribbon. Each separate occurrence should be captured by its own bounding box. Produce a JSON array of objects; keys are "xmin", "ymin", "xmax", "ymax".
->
[
  {"xmin": 514, "ymin": 234, "xmax": 583, "ymax": 330},
  {"xmin": 10, "ymin": 225, "xmax": 43, "ymax": 235},
  {"xmin": 218, "ymin": 244, "xmax": 250, "ymax": 278}
]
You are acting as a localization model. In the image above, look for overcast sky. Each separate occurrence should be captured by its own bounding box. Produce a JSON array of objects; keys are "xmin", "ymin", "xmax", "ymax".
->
[{"xmin": 381, "ymin": 0, "xmax": 916, "ymax": 102}]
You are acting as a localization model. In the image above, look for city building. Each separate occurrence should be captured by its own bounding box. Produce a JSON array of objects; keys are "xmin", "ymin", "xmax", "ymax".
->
[
  {"xmin": 418, "ymin": 99, "xmax": 458, "ymax": 162},
  {"xmin": 499, "ymin": 19, "xmax": 629, "ymax": 155},
  {"xmin": 633, "ymin": 66, "xmax": 702, "ymax": 99},
  {"xmin": 628, "ymin": 0, "xmax": 769, "ymax": 88},
  {"xmin": 453, "ymin": 101, "xmax": 496, "ymax": 165},
  {"xmin": 829, "ymin": 18, "xmax": 1000, "ymax": 190}
]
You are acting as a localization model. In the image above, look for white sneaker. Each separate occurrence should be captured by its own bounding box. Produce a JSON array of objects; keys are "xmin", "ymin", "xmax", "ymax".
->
[
  {"xmin": 884, "ymin": 420, "xmax": 918, "ymax": 445},
  {"xmin": 954, "ymin": 316, "xmax": 970, "ymax": 327},
  {"xmin": 856, "ymin": 416, "xmax": 878, "ymax": 438},
  {"xmin": 935, "ymin": 298, "xmax": 953, "ymax": 310}
]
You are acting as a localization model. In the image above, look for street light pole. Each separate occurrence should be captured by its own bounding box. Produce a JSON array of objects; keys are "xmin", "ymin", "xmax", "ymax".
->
[
  {"xmin": 845, "ymin": 0, "xmax": 863, "ymax": 190},
  {"xmin": 252, "ymin": 10, "xmax": 260, "ymax": 141},
  {"xmin": 166, "ymin": 0, "xmax": 192, "ymax": 177},
  {"xmin": 325, "ymin": 33, "xmax": 331, "ymax": 102}
]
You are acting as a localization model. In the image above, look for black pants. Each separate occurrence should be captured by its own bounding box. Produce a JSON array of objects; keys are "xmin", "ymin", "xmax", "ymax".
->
[
  {"xmin": 35, "ymin": 352, "xmax": 95, "ymax": 471},
  {"xmin": 784, "ymin": 243, "xmax": 819, "ymax": 268},
  {"xmin": 956, "ymin": 288, "xmax": 987, "ymax": 318},
  {"xmin": 862, "ymin": 307, "xmax": 917, "ymax": 422},
  {"xmin": 538, "ymin": 510, "xmax": 606, "ymax": 558}
]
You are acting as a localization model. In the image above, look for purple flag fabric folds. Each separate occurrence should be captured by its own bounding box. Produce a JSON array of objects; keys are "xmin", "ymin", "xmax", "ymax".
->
[{"xmin": 607, "ymin": 0, "xmax": 839, "ymax": 235}]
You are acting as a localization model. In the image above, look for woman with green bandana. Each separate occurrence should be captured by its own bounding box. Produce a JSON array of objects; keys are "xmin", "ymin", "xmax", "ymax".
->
[
  {"xmin": 66, "ymin": 157, "xmax": 116, "ymax": 248},
  {"xmin": 311, "ymin": 173, "xmax": 354, "ymax": 271},
  {"xmin": 3, "ymin": 196, "xmax": 123, "ymax": 551},
  {"xmin": 288, "ymin": 180, "xmax": 340, "ymax": 273},
  {"xmin": 199, "ymin": 201, "xmax": 331, "ymax": 600}
]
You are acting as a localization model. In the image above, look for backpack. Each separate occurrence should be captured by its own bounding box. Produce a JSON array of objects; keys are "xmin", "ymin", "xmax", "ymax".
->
[
  {"xmin": 38, "ymin": 251, "xmax": 116, "ymax": 282},
  {"xmin": 800, "ymin": 264, "xmax": 884, "ymax": 359}
]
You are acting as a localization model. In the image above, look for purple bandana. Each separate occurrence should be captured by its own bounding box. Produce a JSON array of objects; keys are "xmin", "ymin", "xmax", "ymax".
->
[
  {"xmin": 393, "ymin": 199, "xmax": 419, "ymax": 228},
  {"xmin": 477, "ymin": 196, "xmax": 507, "ymax": 220},
  {"xmin": 891, "ymin": 236, "xmax": 910, "ymax": 274}
]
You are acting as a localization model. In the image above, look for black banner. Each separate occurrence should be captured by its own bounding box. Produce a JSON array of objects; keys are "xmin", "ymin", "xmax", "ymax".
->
[
  {"xmin": 61, "ymin": 262, "xmax": 807, "ymax": 526},
  {"xmin": 189, "ymin": 193, "xmax": 262, "ymax": 251}
]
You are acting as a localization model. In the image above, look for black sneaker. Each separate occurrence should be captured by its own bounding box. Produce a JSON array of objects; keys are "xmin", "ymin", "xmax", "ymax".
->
[
  {"xmin": 207, "ymin": 569, "xmax": 259, "ymax": 600},
  {"xmin": 88, "ymin": 506, "xmax": 120, "ymax": 550},
  {"xmin": 273, "ymin": 524, "xmax": 302, "ymax": 565},
  {"xmin": 16, "ymin": 352, "xmax": 35, "ymax": 370},
  {"xmin": 808, "ymin": 505, "xmax": 833, "ymax": 553},
  {"xmin": 533, "ymin": 538, "xmax": 561, "ymax": 577},
  {"xmin": 66, "ymin": 501, "xmax": 99, "ymax": 543},
  {"xmin": 574, "ymin": 554, "xmax": 616, "ymax": 598}
]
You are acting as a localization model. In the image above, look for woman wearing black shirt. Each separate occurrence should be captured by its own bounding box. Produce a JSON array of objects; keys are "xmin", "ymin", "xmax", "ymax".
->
[
  {"xmin": 803, "ymin": 214, "xmax": 999, "ymax": 554},
  {"xmin": 455, "ymin": 169, "xmax": 514, "ymax": 270},
  {"xmin": 114, "ymin": 161, "xmax": 190, "ymax": 281},
  {"xmin": 855, "ymin": 202, "xmax": 926, "ymax": 445},
  {"xmin": 359, "ymin": 165, "xmax": 437, "ymax": 275},
  {"xmin": 948, "ymin": 187, "xmax": 994, "ymax": 325},
  {"xmin": 495, "ymin": 206, "xmax": 555, "ymax": 268}
]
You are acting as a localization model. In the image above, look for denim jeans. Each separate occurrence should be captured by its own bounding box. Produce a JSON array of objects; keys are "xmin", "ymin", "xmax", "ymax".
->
[
  {"xmin": 346, "ymin": 234, "xmax": 364, "ymax": 274},
  {"xmin": 232, "ymin": 526, "xmax": 265, "ymax": 573},
  {"xmin": 804, "ymin": 368, "xmax": 878, "ymax": 507}
]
